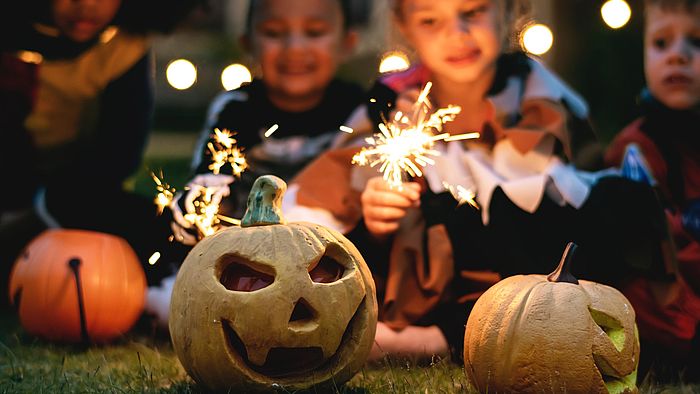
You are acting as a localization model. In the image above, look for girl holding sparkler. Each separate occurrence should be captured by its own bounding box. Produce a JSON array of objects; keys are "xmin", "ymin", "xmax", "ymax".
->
[{"xmin": 290, "ymin": 0, "xmax": 674, "ymax": 363}]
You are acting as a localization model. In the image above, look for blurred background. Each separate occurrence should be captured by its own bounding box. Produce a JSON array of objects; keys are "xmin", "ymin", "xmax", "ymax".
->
[{"xmin": 135, "ymin": 0, "xmax": 646, "ymax": 192}]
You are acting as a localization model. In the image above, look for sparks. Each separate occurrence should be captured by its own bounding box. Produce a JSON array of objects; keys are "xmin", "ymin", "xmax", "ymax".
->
[
  {"xmin": 443, "ymin": 181, "xmax": 479, "ymax": 209},
  {"xmin": 339, "ymin": 125, "xmax": 354, "ymax": 133},
  {"xmin": 207, "ymin": 128, "xmax": 248, "ymax": 176},
  {"xmin": 264, "ymin": 124, "xmax": 279, "ymax": 138},
  {"xmin": 148, "ymin": 252, "xmax": 161, "ymax": 265},
  {"xmin": 151, "ymin": 171, "xmax": 176, "ymax": 215},
  {"xmin": 180, "ymin": 184, "xmax": 240, "ymax": 238},
  {"xmin": 352, "ymin": 82, "xmax": 480, "ymax": 189}
]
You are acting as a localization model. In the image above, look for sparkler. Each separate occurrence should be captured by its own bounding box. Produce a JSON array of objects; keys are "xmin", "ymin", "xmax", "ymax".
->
[
  {"xmin": 352, "ymin": 82, "xmax": 480, "ymax": 190},
  {"xmin": 152, "ymin": 171, "xmax": 176, "ymax": 215},
  {"xmin": 208, "ymin": 128, "xmax": 248, "ymax": 176},
  {"xmin": 181, "ymin": 183, "xmax": 241, "ymax": 238},
  {"xmin": 443, "ymin": 181, "xmax": 479, "ymax": 209},
  {"xmin": 152, "ymin": 128, "xmax": 248, "ymax": 242}
]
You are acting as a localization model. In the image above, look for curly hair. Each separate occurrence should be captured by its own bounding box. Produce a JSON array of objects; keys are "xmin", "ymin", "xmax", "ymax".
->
[
  {"xmin": 244, "ymin": 0, "xmax": 371, "ymax": 36},
  {"xmin": 9, "ymin": 0, "xmax": 207, "ymax": 35},
  {"xmin": 390, "ymin": 0, "xmax": 532, "ymax": 51},
  {"xmin": 114, "ymin": 0, "xmax": 208, "ymax": 34}
]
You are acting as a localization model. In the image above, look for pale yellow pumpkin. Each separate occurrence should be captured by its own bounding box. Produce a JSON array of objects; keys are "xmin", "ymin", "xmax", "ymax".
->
[
  {"xmin": 169, "ymin": 175, "xmax": 377, "ymax": 392},
  {"xmin": 464, "ymin": 243, "xmax": 639, "ymax": 394}
]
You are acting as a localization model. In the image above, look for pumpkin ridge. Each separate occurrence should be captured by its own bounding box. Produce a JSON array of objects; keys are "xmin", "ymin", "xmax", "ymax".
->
[{"xmin": 498, "ymin": 279, "xmax": 544, "ymax": 383}]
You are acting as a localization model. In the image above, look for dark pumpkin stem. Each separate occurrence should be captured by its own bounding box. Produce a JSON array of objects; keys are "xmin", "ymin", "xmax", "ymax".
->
[
  {"xmin": 547, "ymin": 242, "xmax": 579, "ymax": 284},
  {"xmin": 241, "ymin": 175, "xmax": 287, "ymax": 227}
]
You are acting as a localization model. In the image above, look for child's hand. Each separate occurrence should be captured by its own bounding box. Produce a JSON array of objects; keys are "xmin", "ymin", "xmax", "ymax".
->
[
  {"xmin": 393, "ymin": 88, "xmax": 421, "ymax": 117},
  {"xmin": 169, "ymin": 173, "xmax": 235, "ymax": 245},
  {"xmin": 361, "ymin": 177, "xmax": 421, "ymax": 240}
]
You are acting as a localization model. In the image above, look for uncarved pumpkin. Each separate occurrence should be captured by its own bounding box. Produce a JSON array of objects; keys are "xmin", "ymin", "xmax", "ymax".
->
[
  {"xmin": 464, "ymin": 243, "xmax": 639, "ymax": 394},
  {"xmin": 169, "ymin": 175, "xmax": 378, "ymax": 392},
  {"xmin": 8, "ymin": 229, "xmax": 146, "ymax": 343}
]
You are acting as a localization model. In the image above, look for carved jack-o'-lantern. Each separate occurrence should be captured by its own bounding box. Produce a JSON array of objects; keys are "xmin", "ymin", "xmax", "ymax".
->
[
  {"xmin": 169, "ymin": 175, "xmax": 377, "ymax": 392},
  {"xmin": 8, "ymin": 229, "xmax": 146, "ymax": 343},
  {"xmin": 464, "ymin": 243, "xmax": 639, "ymax": 394}
]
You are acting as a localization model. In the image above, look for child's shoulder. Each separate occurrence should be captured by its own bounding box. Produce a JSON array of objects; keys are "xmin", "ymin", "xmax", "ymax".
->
[
  {"xmin": 605, "ymin": 117, "xmax": 661, "ymax": 166},
  {"xmin": 519, "ymin": 56, "xmax": 588, "ymax": 119}
]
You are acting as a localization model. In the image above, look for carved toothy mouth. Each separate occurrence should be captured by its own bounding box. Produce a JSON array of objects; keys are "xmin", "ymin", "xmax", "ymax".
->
[
  {"xmin": 221, "ymin": 296, "xmax": 365, "ymax": 379},
  {"xmin": 222, "ymin": 320, "xmax": 325, "ymax": 377}
]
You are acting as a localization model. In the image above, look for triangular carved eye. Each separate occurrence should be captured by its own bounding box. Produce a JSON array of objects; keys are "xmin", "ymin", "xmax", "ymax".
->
[
  {"xmin": 220, "ymin": 263, "xmax": 274, "ymax": 292},
  {"xmin": 309, "ymin": 255, "xmax": 344, "ymax": 283},
  {"xmin": 590, "ymin": 309, "xmax": 625, "ymax": 351}
]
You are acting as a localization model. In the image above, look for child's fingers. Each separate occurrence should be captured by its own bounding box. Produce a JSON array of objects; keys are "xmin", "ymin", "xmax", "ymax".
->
[
  {"xmin": 395, "ymin": 88, "xmax": 421, "ymax": 114},
  {"xmin": 365, "ymin": 205, "xmax": 410, "ymax": 221},
  {"xmin": 366, "ymin": 177, "xmax": 421, "ymax": 202},
  {"xmin": 362, "ymin": 189, "xmax": 416, "ymax": 209},
  {"xmin": 365, "ymin": 220, "xmax": 400, "ymax": 236}
]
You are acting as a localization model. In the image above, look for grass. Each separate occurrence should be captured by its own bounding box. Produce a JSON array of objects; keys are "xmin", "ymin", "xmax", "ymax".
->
[
  {"xmin": 2, "ymin": 312, "xmax": 699, "ymax": 393},
  {"xmin": 0, "ymin": 313, "xmax": 471, "ymax": 393}
]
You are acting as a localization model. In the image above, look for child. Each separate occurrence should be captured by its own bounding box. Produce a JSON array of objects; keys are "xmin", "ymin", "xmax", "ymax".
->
[
  {"xmin": 605, "ymin": 0, "xmax": 700, "ymax": 381},
  {"xmin": 0, "ymin": 0, "xmax": 202, "ymax": 309},
  {"xmin": 168, "ymin": 0, "xmax": 369, "ymax": 245},
  {"xmin": 150, "ymin": 0, "xmax": 370, "ymax": 325},
  {"xmin": 289, "ymin": 0, "xmax": 673, "ymax": 364}
]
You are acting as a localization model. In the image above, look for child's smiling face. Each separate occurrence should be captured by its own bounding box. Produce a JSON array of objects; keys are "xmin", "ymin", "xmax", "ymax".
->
[
  {"xmin": 53, "ymin": 0, "xmax": 122, "ymax": 43},
  {"xmin": 397, "ymin": 0, "xmax": 502, "ymax": 85},
  {"xmin": 644, "ymin": 4, "xmax": 700, "ymax": 110},
  {"xmin": 247, "ymin": 0, "xmax": 356, "ymax": 109}
]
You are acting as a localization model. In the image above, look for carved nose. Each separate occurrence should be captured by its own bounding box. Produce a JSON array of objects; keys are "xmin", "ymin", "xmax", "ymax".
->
[{"xmin": 289, "ymin": 298, "xmax": 316, "ymax": 325}]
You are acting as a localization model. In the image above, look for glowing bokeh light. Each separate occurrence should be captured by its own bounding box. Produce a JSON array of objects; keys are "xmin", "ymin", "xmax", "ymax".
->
[
  {"xmin": 379, "ymin": 51, "xmax": 410, "ymax": 74},
  {"xmin": 601, "ymin": 0, "xmax": 631, "ymax": 29},
  {"xmin": 520, "ymin": 24, "xmax": 554, "ymax": 55},
  {"xmin": 221, "ymin": 63, "xmax": 252, "ymax": 91},
  {"xmin": 166, "ymin": 59, "xmax": 197, "ymax": 90}
]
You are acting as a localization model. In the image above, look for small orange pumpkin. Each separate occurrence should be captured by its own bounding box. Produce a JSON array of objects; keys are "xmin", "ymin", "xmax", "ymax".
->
[
  {"xmin": 8, "ymin": 229, "xmax": 146, "ymax": 343},
  {"xmin": 464, "ymin": 243, "xmax": 640, "ymax": 394}
]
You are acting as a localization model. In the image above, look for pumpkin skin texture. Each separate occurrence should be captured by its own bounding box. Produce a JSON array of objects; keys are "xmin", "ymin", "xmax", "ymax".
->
[
  {"xmin": 464, "ymin": 243, "xmax": 639, "ymax": 394},
  {"xmin": 8, "ymin": 229, "xmax": 146, "ymax": 343},
  {"xmin": 169, "ymin": 175, "xmax": 378, "ymax": 392}
]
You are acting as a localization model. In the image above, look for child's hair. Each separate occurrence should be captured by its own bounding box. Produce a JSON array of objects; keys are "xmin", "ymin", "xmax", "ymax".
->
[
  {"xmin": 115, "ymin": 0, "xmax": 208, "ymax": 34},
  {"xmin": 26, "ymin": 0, "xmax": 207, "ymax": 35},
  {"xmin": 391, "ymin": 0, "xmax": 532, "ymax": 52},
  {"xmin": 244, "ymin": 0, "xmax": 371, "ymax": 36},
  {"xmin": 643, "ymin": 0, "xmax": 700, "ymax": 12}
]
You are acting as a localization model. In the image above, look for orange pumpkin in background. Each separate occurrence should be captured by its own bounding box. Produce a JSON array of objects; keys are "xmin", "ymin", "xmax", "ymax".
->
[
  {"xmin": 8, "ymin": 229, "xmax": 146, "ymax": 343},
  {"xmin": 464, "ymin": 243, "xmax": 640, "ymax": 394}
]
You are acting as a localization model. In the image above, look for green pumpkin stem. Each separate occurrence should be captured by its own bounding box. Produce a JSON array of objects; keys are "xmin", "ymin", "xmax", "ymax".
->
[
  {"xmin": 241, "ymin": 175, "xmax": 287, "ymax": 227},
  {"xmin": 547, "ymin": 242, "xmax": 579, "ymax": 284}
]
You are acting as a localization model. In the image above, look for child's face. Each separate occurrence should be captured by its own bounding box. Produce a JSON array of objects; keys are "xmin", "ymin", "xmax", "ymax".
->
[
  {"xmin": 53, "ymin": 0, "xmax": 122, "ymax": 43},
  {"xmin": 397, "ymin": 0, "xmax": 502, "ymax": 85},
  {"xmin": 247, "ymin": 0, "xmax": 355, "ymax": 105},
  {"xmin": 644, "ymin": 5, "xmax": 700, "ymax": 110}
]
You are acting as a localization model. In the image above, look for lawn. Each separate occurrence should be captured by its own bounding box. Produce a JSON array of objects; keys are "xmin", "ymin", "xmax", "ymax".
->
[
  {"xmin": 0, "ymin": 313, "xmax": 472, "ymax": 394},
  {"xmin": 2, "ymin": 311, "xmax": 699, "ymax": 394}
]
